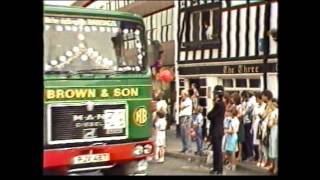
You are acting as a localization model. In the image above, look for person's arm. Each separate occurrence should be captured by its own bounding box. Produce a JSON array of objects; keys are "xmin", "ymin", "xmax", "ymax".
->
[
  {"xmin": 237, "ymin": 106, "xmax": 244, "ymax": 119},
  {"xmin": 268, "ymin": 111, "xmax": 277, "ymax": 127}
]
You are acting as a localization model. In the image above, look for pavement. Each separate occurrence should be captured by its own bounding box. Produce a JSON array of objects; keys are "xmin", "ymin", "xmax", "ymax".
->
[{"xmin": 163, "ymin": 125, "xmax": 272, "ymax": 175}]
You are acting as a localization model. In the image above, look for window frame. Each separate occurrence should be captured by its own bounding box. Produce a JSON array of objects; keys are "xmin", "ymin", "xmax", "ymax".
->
[{"xmin": 182, "ymin": 7, "xmax": 221, "ymax": 49}]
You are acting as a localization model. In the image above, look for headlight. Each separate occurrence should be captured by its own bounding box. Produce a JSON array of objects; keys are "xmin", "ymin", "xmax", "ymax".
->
[
  {"xmin": 133, "ymin": 145, "xmax": 144, "ymax": 156},
  {"xmin": 143, "ymin": 144, "xmax": 153, "ymax": 155}
]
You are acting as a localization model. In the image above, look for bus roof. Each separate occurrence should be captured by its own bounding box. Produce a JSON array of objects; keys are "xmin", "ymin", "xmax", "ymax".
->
[{"xmin": 44, "ymin": 5, "xmax": 143, "ymax": 24}]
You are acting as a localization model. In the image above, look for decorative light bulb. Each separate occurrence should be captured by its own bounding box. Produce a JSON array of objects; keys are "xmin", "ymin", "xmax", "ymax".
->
[
  {"xmin": 78, "ymin": 34, "xmax": 85, "ymax": 41},
  {"xmin": 88, "ymin": 48, "xmax": 94, "ymax": 54},
  {"xmin": 72, "ymin": 47, "xmax": 80, "ymax": 53},
  {"xmin": 112, "ymin": 27, "xmax": 118, "ymax": 33},
  {"xmin": 79, "ymin": 43, "xmax": 85, "ymax": 48},
  {"xmin": 92, "ymin": 51, "xmax": 99, "ymax": 58},
  {"xmin": 123, "ymin": 29, "xmax": 129, "ymax": 34},
  {"xmin": 136, "ymin": 43, "xmax": 142, "ymax": 49},
  {"xmin": 81, "ymin": 55, "xmax": 88, "ymax": 61},
  {"xmin": 66, "ymin": 51, "xmax": 73, "ymax": 57},
  {"xmin": 72, "ymin": 26, "xmax": 78, "ymax": 32},
  {"xmin": 59, "ymin": 56, "xmax": 67, "ymax": 62},
  {"xmin": 50, "ymin": 60, "xmax": 58, "ymax": 66},
  {"xmin": 65, "ymin": 25, "xmax": 71, "ymax": 31},
  {"xmin": 56, "ymin": 25, "xmax": 63, "ymax": 32},
  {"xmin": 98, "ymin": 27, "xmax": 105, "ymax": 32},
  {"xmin": 135, "ymin": 29, "xmax": 140, "ymax": 35},
  {"xmin": 44, "ymin": 64, "xmax": 52, "ymax": 71},
  {"xmin": 84, "ymin": 26, "xmax": 91, "ymax": 32},
  {"xmin": 97, "ymin": 56, "xmax": 103, "ymax": 62},
  {"xmin": 45, "ymin": 25, "xmax": 50, "ymax": 31}
]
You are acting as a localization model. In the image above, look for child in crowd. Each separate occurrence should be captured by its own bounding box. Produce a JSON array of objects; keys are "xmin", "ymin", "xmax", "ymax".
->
[
  {"xmin": 224, "ymin": 107, "xmax": 240, "ymax": 171},
  {"xmin": 192, "ymin": 106, "xmax": 204, "ymax": 156},
  {"xmin": 154, "ymin": 108, "xmax": 167, "ymax": 163}
]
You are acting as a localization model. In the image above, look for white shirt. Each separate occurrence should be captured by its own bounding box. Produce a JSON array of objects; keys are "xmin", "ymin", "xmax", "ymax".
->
[
  {"xmin": 193, "ymin": 113, "xmax": 204, "ymax": 127},
  {"xmin": 206, "ymin": 26, "xmax": 213, "ymax": 40},
  {"xmin": 243, "ymin": 97, "xmax": 255, "ymax": 124},
  {"xmin": 155, "ymin": 117, "xmax": 167, "ymax": 131},
  {"xmin": 252, "ymin": 102, "xmax": 266, "ymax": 145},
  {"xmin": 156, "ymin": 100, "xmax": 167, "ymax": 113},
  {"xmin": 179, "ymin": 97, "xmax": 192, "ymax": 116},
  {"xmin": 231, "ymin": 117, "xmax": 240, "ymax": 134},
  {"xmin": 253, "ymin": 102, "xmax": 266, "ymax": 122}
]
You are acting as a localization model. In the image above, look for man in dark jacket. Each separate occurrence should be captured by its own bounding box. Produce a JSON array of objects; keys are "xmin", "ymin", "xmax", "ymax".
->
[{"xmin": 207, "ymin": 85, "xmax": 225, "ymax": 175}]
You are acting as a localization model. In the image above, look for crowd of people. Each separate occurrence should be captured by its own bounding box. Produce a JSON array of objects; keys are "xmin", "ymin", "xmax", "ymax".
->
[
  {"xmin": 151, "ymin": 85, "xmax": 278, "ymax": 175},
  {"xmin": 219, "ymin": 90, "xmax": 278, "ymax": 175}
]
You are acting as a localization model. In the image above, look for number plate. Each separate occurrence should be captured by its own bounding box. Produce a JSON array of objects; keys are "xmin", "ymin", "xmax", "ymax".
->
[{"xmin": 73, "ymin": 153, "xmax": 110, "ymax": 165}]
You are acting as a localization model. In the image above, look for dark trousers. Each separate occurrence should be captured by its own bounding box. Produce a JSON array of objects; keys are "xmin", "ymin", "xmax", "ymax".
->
[
  {"xmin": 244, "ymin": 123, "xmax": 254, "ymax": 160},
  {"xmin": 212, "ymin": 134, "xmax": 223, "ymax": 173},
  {"xmin": 176, "ymin": 124, "xmax": 181, "ymax": 138},
  {"xmin": 254, "ymin": 145, "xmax": 259, "ymax": 161}
]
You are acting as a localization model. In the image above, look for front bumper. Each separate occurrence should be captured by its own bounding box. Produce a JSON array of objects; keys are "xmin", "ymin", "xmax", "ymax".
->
[{"xmin": 43, "ymin": 140, "xmax": 153, "ymax": 171}]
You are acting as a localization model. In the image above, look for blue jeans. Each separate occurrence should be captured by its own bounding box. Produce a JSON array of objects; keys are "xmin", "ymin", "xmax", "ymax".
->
[
  {"xmin": 180, "ymin": 116, "xmax": 192, "ymax": 151},
  {"xmin": 195, "ymin": 127, "xmax": 203, "ymax": 153}
]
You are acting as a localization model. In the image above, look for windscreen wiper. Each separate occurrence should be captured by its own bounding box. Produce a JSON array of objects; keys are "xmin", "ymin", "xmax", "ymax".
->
[
  {"xmin": 44, "ymin": 70, "xmax": 74, "ymax": 75},
  {"xmin": 75, "ymin": 68, "xmax": 115, "ymax": 74}
]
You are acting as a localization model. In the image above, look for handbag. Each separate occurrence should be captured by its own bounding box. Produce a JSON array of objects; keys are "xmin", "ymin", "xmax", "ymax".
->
[
  {"xmin": 262, "ymin": 127, "xmax": 270, "ymax": 147},
  {"xmin": 256, "ymin": 120, "xmax": 263, "ymax": 140}
]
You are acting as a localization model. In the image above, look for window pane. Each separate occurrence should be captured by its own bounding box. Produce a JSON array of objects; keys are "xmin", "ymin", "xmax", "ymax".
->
[
  {"xmin": 249, "ymin": 79, "xmax": 260, "ymax": 88},
  {"xmin": 162, "ymin": 10, "xmax": 167, "ymax": 26},
  {"xmin": 223, "ymin": 79, "xmax": 233, "ymax": 87},
  {"xmin": 231, "ymin": 1, "xmax": 246, "ymax": 6},
  {"xmin": 250, "ymin": 0, "xmax": 263, "ymax": 3},
  {"xmin": 168, "ymin": 25, "xmax": 172, "ymax": 41},
  {"xmin": 119, "ymin": 0, "xmax": 124, "ymax": 8},
  {"xmin": 167, "ymin": 8, "xmax": 173, "ymax": 25},
  {"xmin": 236, "ymin": 79, "xmax": 247, "ymax": 87},
  {"xmin": 192, "ymin": 12, "xmax": 200, "ymax": 41},
  {"xmin": 202, "ymin": 11, "xmax": 211, "ymax": 40}
]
